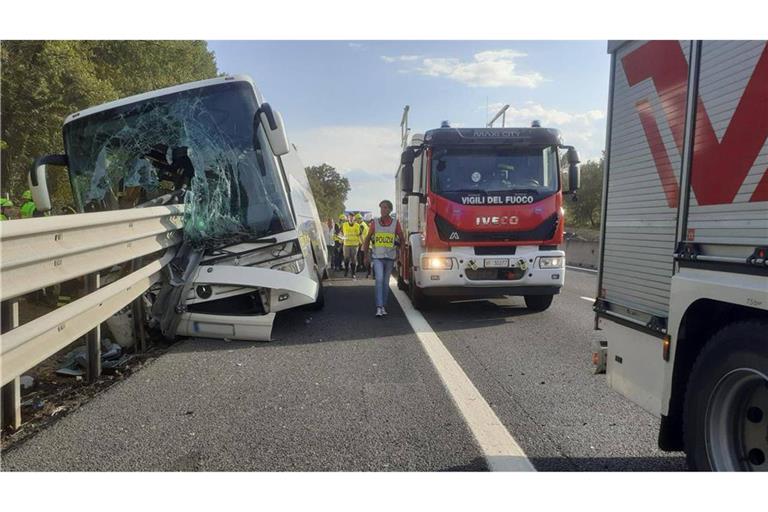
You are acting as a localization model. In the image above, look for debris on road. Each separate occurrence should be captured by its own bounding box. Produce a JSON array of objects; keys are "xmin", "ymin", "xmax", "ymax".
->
[{"xmin": 19, "ymin": 375, "xmax": 35, "ymax": 391}]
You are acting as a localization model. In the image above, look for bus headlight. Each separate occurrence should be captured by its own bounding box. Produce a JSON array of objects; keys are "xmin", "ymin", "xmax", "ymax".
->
[
  {"xmin": 539, "ymin": 256, "xmax": 563, "ymax": 269},
  {"xmin": 422, "ymin": 256, "xmax": 453, "ymax": 270}
]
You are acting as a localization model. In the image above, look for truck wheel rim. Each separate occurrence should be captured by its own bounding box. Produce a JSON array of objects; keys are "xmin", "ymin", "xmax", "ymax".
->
[{"xmin": 705, "ymin": 368, "xmax": 768, "ymax": 471}]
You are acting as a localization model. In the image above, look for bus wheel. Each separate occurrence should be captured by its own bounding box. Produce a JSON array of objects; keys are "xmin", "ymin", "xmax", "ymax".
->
[
  {"xmin": 683, "ymin": 321, "xmax": 768, "ymax": 471},
  {"xmin": 524, "ymin": 294, "xmax": 553, "ymax": 311}
]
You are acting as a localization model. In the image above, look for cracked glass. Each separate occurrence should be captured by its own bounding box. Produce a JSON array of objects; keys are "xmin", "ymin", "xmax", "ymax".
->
[{"xmin": 63, "ymin": 81, "xmax": 295, "ymax": 248}]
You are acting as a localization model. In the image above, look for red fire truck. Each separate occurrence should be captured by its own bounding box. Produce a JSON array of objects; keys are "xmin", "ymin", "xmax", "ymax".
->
[{"xmin": 395, "ymin": 109, "xmax": 581, "ymax": 310}]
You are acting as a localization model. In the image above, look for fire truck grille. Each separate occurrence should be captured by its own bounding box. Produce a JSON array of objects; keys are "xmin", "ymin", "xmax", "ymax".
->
[
  {"xmin": 435, "ymin": 213, "xmax": 559, "ymax": 243},
  {"xmin": 465, "ymin": 267, "xmax": 526, "ymax": 281}
]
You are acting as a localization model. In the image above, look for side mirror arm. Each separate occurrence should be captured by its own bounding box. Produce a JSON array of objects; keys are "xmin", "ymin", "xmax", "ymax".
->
[{"xmin": 29, "ymin": 154, "xmax": 68, "ymax": 212}]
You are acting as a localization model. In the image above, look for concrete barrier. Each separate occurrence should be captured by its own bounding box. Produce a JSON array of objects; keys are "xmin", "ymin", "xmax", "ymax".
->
[{"xmin": 563, "ymin": 239, "xmax": 598, "ymax": 270}]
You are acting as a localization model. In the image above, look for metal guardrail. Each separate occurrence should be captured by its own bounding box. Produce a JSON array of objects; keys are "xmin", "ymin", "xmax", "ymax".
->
[
  {"xmin": 1, "ymin": 250, "xmax": 175, "ymax": 386},
  {"xmin": 0, "ymin": 206, "xmax": 184, "ymax": 416},
  {"xmin": 1, "ymin": 205, "xmax": 184, "ymax": 301}
]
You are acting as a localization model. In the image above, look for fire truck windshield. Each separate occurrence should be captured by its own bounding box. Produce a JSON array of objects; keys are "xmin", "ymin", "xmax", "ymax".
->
[
  {"xmin": 62, "ymin": 81, "xmax": 295, "ymax": 248},
  {"xmin": 430, "ymin": 146, "xmax": 559, "ymax": 203}
]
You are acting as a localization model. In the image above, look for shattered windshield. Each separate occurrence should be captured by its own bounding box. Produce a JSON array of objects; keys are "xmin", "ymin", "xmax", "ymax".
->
[
  {"xmin": 430, "ymin": 146, "xmax": 559, "ymax": 202},
  {"xmin": 63, "ymin": 81, "xmax": 295, "ymax": 248}
]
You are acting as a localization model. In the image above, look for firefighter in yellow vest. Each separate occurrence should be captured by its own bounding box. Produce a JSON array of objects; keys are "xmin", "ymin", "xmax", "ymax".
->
[
  {"xmin": 333, "ymin": 213, "xmax": 345, "ymax": 270},
  {"xmin": 355, "ymin": 213, "xmax": 370, "ymax": 277},
  {"xmin": 0, "ymin": 198, "xmax": 14, "ymax": 220},
  {"xmin": 341, "ymin": 213, "xmax": 363, "ymax": 278},
  {"xmin": 19, "ymin": 190, "xmax": 37, "ymax": 218}
]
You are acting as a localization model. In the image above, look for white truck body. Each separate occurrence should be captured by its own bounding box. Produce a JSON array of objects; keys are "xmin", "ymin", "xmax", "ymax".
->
[{"xmin": 596, "ymin": 40, "xmax": 768, "ymax": 469}]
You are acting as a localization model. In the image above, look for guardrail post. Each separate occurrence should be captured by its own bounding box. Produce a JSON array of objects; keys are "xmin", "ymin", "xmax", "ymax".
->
[
  {"xmin": 86, "ymin": 272, "xmax": 101, "ymax": 382},
  {"xmin": 130, "ymin": 259, "xmax": 147, "ymax": 353},
  {"xmin": 1, "ymin": 300, "xmax": 21, "ymax": 430}
]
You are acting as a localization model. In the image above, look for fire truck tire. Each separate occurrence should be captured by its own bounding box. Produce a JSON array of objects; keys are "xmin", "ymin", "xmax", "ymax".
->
[
  {"xmin": 408, "ymin": 266, "xmax": 429, "ymax": 310},
  {"xmin": 396, "ymin": 266, "xmax": 407, "ymax": 291},
  {"xmin": 683, "ymin": 320, "xmax": 768, "ymax": 471},
  {"xmin": 524, "ymin": 294, "xmax": 553, "ymax": 311}
]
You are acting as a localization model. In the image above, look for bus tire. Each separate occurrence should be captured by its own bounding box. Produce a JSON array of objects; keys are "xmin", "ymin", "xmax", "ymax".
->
[
  {"xmin": 524, "ymin": 294, "xmax": 553, "ymax": 311},
  {"xmin": 683, "ymin": 320, "xmax": 768, "ymax": 471}
]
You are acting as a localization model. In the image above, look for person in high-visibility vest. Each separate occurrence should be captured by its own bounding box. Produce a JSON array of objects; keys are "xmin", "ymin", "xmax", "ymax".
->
[
  {"xmin": 333, "ymin": 214, "xmax": 345, "ymax": 270},
  {"xmin": 355, "ymin": 213, "xmax": 369, "ymax": 277},
  {"xmin": 0, "ymin": 198, "xmax": 14, "ymax": 221},
  {"xmin": 362, "ymin": 200, "xmax": 404, "ymax": 317},
  {"xmin": 19, "ymin": 190, "xmax": 37, "ymax": 218},
  {"xmin": 341, "ymin": 212, "xmax": 364, "ymax": 278}
]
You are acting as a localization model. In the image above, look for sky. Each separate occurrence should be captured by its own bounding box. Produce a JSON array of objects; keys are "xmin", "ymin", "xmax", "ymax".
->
[{"xmin": 208, "ymin": 41, "xmax": 611, "ymax": 212}]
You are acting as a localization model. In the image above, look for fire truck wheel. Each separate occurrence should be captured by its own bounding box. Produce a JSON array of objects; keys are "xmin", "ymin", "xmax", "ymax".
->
[
  {"xmin": 396, "ymin": 265, "xmax": 407, "ymax": 291},
  {"xmin": 683, "ymin": 320, "xmax": 768, "ymax": 471},
  {"xmin": 408, "ymin": 270, "xmax": 429, "ymax": 310},
  {"xmin": 524, "ymin": 294, "xmax": 553, "ymax": 311}
]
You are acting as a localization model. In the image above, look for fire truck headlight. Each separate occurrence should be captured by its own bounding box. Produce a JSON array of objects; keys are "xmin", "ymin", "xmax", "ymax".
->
[
  {"xmin": 539, "ymin": 256, "xmax": 563, "ymax": 269},
  {"xmin": 422, "ymin": 256, "xmax": 453, "ymax": 270}
]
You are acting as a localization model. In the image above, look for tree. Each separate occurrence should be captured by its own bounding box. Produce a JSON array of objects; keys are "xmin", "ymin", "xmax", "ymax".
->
[
  {"xmin": 305, "ymin": 163, "xmax": 350, "ymax": 222},
  {"xmin": 0, "ymin": 41, "xmax": 217, "ymax": 208}
]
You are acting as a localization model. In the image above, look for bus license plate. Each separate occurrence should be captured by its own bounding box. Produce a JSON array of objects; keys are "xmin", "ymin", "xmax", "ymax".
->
[{"xmin": 484, "ymin": 258, "xmax": 509, "ymax": 268}]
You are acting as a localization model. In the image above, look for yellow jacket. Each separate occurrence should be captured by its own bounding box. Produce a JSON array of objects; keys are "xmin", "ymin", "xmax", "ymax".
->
[{"xmin": 342, "ymin": 222, "xmax": 363, "ymax": 246}]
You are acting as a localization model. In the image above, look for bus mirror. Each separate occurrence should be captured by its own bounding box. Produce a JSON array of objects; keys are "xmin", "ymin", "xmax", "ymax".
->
[
  {"xmin": 29, "ymin": 154, "xmax": 68, "ymax": 212},
  {"xmin": 255, "ymin": 103, "xmax": 290, "ymax": 156}
]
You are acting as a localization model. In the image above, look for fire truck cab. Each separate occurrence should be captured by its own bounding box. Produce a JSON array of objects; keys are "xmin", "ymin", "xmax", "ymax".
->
[{"xmin": 395, "ymin": 118, "xmax": 580, "ymax": 311}]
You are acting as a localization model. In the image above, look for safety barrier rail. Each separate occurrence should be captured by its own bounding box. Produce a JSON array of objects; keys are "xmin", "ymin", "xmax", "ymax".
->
[{"xmin": 0, "ymin": 206, "xmax": 184, "ymax": 427}]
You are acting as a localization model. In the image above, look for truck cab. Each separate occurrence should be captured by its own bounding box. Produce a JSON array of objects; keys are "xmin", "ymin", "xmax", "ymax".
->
[{"xmin": 395, "ymin": 123, "xmax": 580, "ymax": 310}]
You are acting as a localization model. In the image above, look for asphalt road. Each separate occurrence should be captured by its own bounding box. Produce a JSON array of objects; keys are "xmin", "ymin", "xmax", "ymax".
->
[{"xmin": 1, "ymin": 268, "xmax": 686, "ymax": 471}]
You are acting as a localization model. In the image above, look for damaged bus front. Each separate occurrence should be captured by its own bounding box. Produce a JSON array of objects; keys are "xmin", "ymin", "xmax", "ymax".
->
[{"xmin": 29, "ymin": 76, "xmax": 328, "ymax": 341}]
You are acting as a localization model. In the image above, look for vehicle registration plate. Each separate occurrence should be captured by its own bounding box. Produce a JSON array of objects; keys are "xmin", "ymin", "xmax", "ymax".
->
[{"xmin": 484, "ymin": 258, "xmax": 509, "ymax": 268}]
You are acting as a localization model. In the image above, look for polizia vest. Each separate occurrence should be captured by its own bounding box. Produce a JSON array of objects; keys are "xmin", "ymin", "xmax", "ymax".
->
[{"xmin": 371, "ymin": 217, "xmax": 397, "ymax": 260}]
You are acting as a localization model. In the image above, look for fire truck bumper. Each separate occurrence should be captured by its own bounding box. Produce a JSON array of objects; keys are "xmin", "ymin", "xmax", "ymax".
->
[{"xmin": 414, "ymin": 246, "xmax": 565, "ymax": 297}]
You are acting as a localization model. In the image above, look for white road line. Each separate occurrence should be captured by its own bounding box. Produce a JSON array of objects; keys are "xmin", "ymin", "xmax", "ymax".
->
[
  {"xmin": 389, "ymin": 278, "xmax": 535, "ymax": 472},
  {"xmin": 566, "ymin": 265, "xmax": 598, "ymax": 274},
  {"xmin": 580, "ymin": 296, "xmax": 595, "ymax": 303}
]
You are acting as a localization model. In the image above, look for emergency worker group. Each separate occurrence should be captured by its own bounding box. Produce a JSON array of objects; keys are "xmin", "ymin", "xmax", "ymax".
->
[
  {"xmin": 324, "ymin": 200, "xmax": 404, "ymax": 317},
  {"xmin": 0, "ymin": 190, "xmax": 42, "ymax": 221}
]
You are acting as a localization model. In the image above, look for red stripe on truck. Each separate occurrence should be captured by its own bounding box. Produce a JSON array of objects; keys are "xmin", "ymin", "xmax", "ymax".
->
[
  {"xmin": 635, "ymin": 99, "xmax": 680, "ymax": 208},
  {"xmin": 622, "ymin": 41, "xmax": 768, "ymax": 206}
]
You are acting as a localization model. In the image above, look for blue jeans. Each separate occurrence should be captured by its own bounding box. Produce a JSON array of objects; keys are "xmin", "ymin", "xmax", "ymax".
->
[{"xmin": 373, "ymin": 258, "xmax": 395, "ymax": 308}]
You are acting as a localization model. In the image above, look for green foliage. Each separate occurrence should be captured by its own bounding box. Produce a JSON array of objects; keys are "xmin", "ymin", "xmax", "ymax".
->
[
  {"xmin": 0, "ymin": 40, "xmax": 217, "ymax": 208},
  {"xmin": 305, "ymin": 163, "xmax": 350, "ymax": 222},
  {"xmin": 564, "ymin": 155, "xmax": 604, "ymax": 229}
]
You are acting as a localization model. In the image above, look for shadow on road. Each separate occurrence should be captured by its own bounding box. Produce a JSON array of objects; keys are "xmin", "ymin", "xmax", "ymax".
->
[
  {"xmin": 436, "ymin": 455, "xmax": 687, "ymax": 472},
  {"xmin": 172, "ymin": 274, "xmax": 547, "ymax": 356},
  {"xmin": 528, "ymin": 455, "xmax": 688, "ymax": 471}
]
